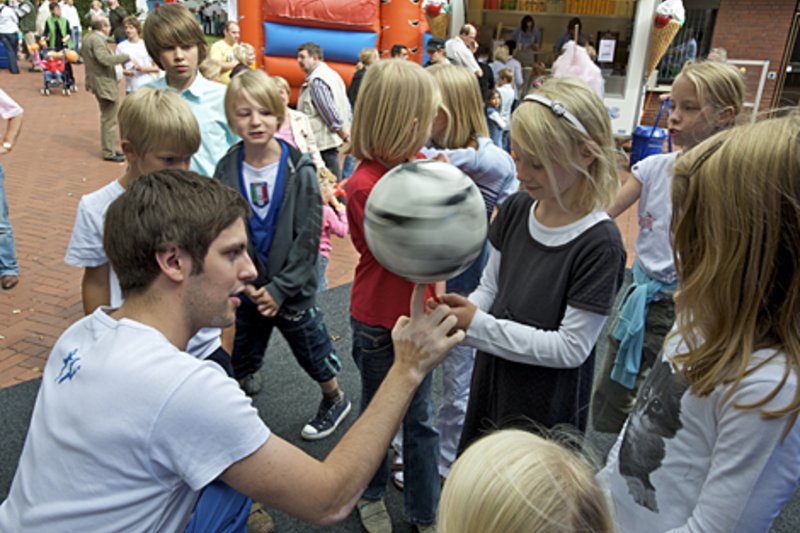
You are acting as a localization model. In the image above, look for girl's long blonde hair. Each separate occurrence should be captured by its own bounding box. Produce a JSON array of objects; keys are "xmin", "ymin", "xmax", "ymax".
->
[
  {"xmin": 439, "ymin": 429, "xmax": 613, "ymax": 533},
  {"xmin": 671, "ymin": 114, "xmax": 800, "ymax": 432},
  {"xmin": 349, "ymin": 59, "xmax": 440, "ymax": 167},
  {"xmin": 428, "ymin": 63, "xmax": 489, "ymax": 148},
  {"xmin": 511, "ymin": 77, "xmax": 618, "ymax": 214}
]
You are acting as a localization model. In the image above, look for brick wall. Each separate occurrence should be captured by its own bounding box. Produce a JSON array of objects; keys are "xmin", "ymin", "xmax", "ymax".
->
[
  {"xmin": 639, "ymin": 0, "xmax": 797, "ymax": 126},
  {"xmin": 712, "ymin": 0, "xmax": 797, "ymax": 111}
]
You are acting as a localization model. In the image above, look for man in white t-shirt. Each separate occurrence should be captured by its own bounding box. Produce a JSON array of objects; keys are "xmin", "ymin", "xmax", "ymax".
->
[
  {"xmin": 0, "ymin": 170, "xmax": 464, "ymax": 531},
  {"xmin": 115, "ymin": 15, "xmax": 158, "ymax": 93}
]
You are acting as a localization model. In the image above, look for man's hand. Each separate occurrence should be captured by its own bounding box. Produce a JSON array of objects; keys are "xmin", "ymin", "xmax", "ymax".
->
[
  {"xmin": 244, "ymin": 285, "xmax": 280, "ymax": 317},
  {"xmin": 429, "ymin": 292, "xmax": 477, "ymax": 332},
  {"xmin": 337, "ymin": 126, "xmax": 350, "ymax": 143},
  {"xmin": 392, "ymin": 284, "xmax": 464, "ymax": 382}
]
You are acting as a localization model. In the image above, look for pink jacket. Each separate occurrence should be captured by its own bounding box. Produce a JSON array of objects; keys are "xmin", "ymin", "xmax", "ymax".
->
[{"xmin": 319, "ymin": 205, "xmax": 348, "ymax": 258}]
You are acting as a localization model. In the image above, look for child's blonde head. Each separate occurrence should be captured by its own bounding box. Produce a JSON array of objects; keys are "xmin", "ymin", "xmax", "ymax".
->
[
  {"xmin": 498, "ymin": 67, "xmax": 514, "ymax": 83},
  {"xmin": 350, "ymin": 59, "xmax": 440, "ymax": 166},
  {"xmin": 359, "ymin": 47, "xmax": 379, "ymax": 67},
  {"xmin": 439, "ymin": 429, "xmax": 613, "ymax": 533},
  {"xmin": 233, "ymin": 42, "xmax": 255, "ymax": 65},
  {"xmin": 118, "ymin": 88, "xmax": 200, "ymax": 158},
  {"xmin": 493, "ymin": 45, "xmax": 509, "ymax": 63},
  {"xmin": 677, "ymin": 60, "xmax": 744, "ymax": 127},
  {"xmin": 198, "ymin": 58, "xmax": 222, "ymax": 82},
  {"xmin": 671, "ymin": 114, "xmax": 800, "ymax": 431},
  {"xmin": 511, "ymin": 77, "xmax": 618, "ymax": 213},
  {"xmin": 429, "ymin": 64, "xmax": 488, "ymax": 148},
  {"xmin": 224, "ymin": 69, "xmax": 285, "ymax": 130}
]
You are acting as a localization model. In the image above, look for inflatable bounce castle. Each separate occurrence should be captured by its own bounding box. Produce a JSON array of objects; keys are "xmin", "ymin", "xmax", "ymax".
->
[{"xmin": 237, "ymin": 0, "xmax": 436, "ymax": 103}]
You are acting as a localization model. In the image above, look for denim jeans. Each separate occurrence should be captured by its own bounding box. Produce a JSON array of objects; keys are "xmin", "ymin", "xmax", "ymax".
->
[
  {"xmin": 317, "ymin": 254, "xmax": 329, "ymax": 292},
  {"xmin": 44, "ymin": 71, "xmax": 63, "ymax": 85},
  {"xmin": 70, "ymin": 27, "xmax": 81, "ymax": 53},
  {"xmin": 350, "ymin": 317, "xmax": 440, "ymax": 525},
  {"xmin": 232, "ymin": 299, "xmax": 341, "ymax": 383},
  {"xmin": 0, "ymin": 165, "xmax": 18, "ymax": 277},
  {"xmin": 0, "ymin": 32, "xmax": 19, "ymax": 73}
]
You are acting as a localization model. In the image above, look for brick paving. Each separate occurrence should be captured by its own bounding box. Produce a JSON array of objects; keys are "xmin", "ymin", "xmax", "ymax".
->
[{"xmin": 0, "ymin": 65, "xmax": 637, "ymax": 389}]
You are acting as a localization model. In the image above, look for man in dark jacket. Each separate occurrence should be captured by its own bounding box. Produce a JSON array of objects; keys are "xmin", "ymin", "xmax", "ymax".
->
[{"xmin": 107, "ymin": 0, "xmax": 128, "ymax": 43}]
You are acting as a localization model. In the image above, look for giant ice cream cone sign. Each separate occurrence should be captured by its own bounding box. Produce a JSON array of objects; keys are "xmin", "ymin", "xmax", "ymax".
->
[
  {"xmin": 646, "ymin": 0, "xmax": 686, "ymax": 76},
  {"xmin": 424, "ymin": 0, "xmax": 450, "ymax": 39}
]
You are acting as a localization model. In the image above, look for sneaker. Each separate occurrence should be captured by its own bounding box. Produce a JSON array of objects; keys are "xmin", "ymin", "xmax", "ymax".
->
[
  {"xmin": 241, "ymin": 372, "xmax": 263, "ymax": 396},
  {"xmin": 391, "ymin": 471, "xmax": 404, "ymax": 491},
  {"xmin": 247, "ymin": 502, "xmax": 275, "ymax": 533},
  {"xmin": 357, "ymin": 498, "xmax": 392, "ymax": 533},
  {"xmin": 300, "ymin": 393, "xmax": 351, "ymax": 440}
]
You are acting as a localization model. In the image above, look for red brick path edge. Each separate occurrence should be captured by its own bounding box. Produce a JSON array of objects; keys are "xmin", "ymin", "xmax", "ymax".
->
[{"xmin": 0, "ymin": 65, "xmax": 636, "ymax": 389}]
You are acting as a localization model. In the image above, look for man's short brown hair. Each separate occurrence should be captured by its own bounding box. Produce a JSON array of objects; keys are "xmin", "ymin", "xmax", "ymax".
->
[
  {"xmin": 143, "ymin": 4, "xmax": 207, "ymax": 69},
  {"xmin": 104, "ymin": 170, "xmax": 250, "ymax": 296},
  {"xmin": 297, "ymin": 42, "xmax": 323, "ymax": 61},
  {"xmin": 122, "ymin": 15, "xmax": 141, "ymax": 35}
]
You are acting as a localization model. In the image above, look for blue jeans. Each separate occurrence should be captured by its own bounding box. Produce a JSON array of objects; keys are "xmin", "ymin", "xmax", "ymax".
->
[
  {"xmin": 232, "ymin": 299, "xmax": 342, "ymax": 382},
  {"xmin": 44, "ymin": 71, "xmax": 63, "ymax": 85},
  {"xmin": 70, "ymin": 27, "xmax": 81, "ymax": 53},
  {"xmin": 317, "ymin": 254, "xmax": 329, "ymax": 292},
  {"xmin": 0, "ymin": 32, "xmax": 19, "ymax": 73},
  {"xmin": 341, "ymin": 154, "xmax": 357, "ymax": 180},
  {"xmin": 0, "ymin": 165, "xmax": 18, "ymax": 277},
  {"xmin": 185, "ymin": 480, "xmax": 249, "ymax": 533},
  {"xmin": 350, "ymin": 317, "xmax": 440, "ymax": 525}
]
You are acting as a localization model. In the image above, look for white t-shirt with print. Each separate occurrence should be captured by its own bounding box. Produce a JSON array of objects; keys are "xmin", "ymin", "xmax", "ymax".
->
[
  {"xmin": 242, "ymin": 161, "xmax": 279, "ymax": 219},
  {"xmin": 0, "ymin": 309, "xmax": 270, "ymax": 532},
  {"xmin": 631, "ymin": 151, "xmax": 679, "ymax": 284},
  {"xmin": 116, "ymin": 38, "xmax": 158, "ymax": 93},
  {"xmin": 64, "ymin": 180, "xmax": 222, "ymax": 359},
  {"xmin": 597, "ymin": 332, "xmax": 800, "ymax": 532}
]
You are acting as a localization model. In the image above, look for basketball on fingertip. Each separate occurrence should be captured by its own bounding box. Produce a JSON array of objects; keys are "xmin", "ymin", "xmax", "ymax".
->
[{"xmin": 364, "ymin": 160, "xmax": 487, "ymax": 283}]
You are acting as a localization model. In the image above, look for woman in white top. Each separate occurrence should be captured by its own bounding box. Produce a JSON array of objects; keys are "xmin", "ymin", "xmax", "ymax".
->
[
  {"xmin": 116, "ymin": 16, "xmax": 158, "ymax": 93},
  {"xmin": 0, "ymin": 1, "xmax": 20, "ymax": 74}
]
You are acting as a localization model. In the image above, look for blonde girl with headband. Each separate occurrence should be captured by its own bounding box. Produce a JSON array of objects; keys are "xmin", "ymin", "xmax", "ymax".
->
[
  {"xmin": 437, "ymin": 77, "xmax": 626, "ymax": 451},
  {"xmin": 592, "ymin": 61, "xmax": 745, "ymax": 433},
  {"xmin": 439, "ymin": 429, "xmax": 613, "ymax": 533},
  {"xmin": 422, "ymin": 63, "xmax": 517, "ymax": 481},
  {"xmin": 346, "ymin": 59, "xmax": 443, "ymax": 532},
  {"xmin": 598, "ymin": 113, "xmax": 800, "ymax": 532}
]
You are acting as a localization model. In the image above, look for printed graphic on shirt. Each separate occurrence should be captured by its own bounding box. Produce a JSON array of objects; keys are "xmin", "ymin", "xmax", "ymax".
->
[
  {"xmin": 617, "ymin": 359, "xmax": 688, "ymax": 512},
  {"xmin": 56, "ymin": 348, "xmax": 81, "ymax": 384},
  {"xmin": 250, "ymin": 182, "xmax": 269, "ymax": 207},
  {"xmin": 639, "ymin": 211, "xmax": 656, "ymax": 231}
]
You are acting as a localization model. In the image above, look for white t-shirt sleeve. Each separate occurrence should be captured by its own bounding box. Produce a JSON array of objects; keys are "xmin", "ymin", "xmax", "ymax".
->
[
  {"xmin": 148, "ymin": 365, "xmax": 270, "ymax": 491},
  {"xmin": 465, "ymin": 244, "xmax": 607, "ymax": 368},
  {"xmin": 65, "ymin": 197, "xmax": 108, "ymax": 267},
  {"xmin": 669, "ymin": 363, "xmax": 800, "ymax": 533}
]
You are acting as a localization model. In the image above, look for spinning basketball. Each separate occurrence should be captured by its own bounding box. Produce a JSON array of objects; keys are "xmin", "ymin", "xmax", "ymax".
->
[{"xmin": 364, "ymin": 160, "xmax": 487, "ymax": 283}]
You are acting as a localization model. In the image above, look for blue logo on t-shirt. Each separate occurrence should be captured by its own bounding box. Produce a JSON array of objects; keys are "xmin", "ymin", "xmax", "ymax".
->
[{"xmin": 55, "ymin": 348, "xmax": 81, "ymax": 384}]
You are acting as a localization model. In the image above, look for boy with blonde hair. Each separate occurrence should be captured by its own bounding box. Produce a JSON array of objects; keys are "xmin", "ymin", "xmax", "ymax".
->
[{"xmin": 65, "ymin": 88, "xmax": 230, "ymax": 372}]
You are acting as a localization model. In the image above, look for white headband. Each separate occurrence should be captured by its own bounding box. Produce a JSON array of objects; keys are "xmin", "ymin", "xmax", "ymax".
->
[{"xmin": 522, "ymin": 94, "xmax": 589, "ymax": 136}]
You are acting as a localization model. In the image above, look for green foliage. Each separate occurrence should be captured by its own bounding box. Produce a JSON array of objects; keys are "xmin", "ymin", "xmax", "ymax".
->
[{"xmin": 74, "ymin": 0, "xmax": 139, "ymax": 21}]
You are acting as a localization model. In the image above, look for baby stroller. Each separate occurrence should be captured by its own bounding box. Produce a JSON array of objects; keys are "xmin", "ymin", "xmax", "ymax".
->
[{"xmin": 38, "ymin": 49, "xmax": 70, "ymax": 96}]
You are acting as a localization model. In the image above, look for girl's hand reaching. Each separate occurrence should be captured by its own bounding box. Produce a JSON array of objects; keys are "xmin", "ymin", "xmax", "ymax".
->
[{"xmin": 428, "ymin": 293, "xmax": 477, "ymax": 332}]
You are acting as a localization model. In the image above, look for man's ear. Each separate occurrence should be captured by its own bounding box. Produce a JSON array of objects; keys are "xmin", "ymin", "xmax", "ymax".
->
[{"xmin": 155, "ymin": 244, "xmax": 191, "ymax": 284}]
